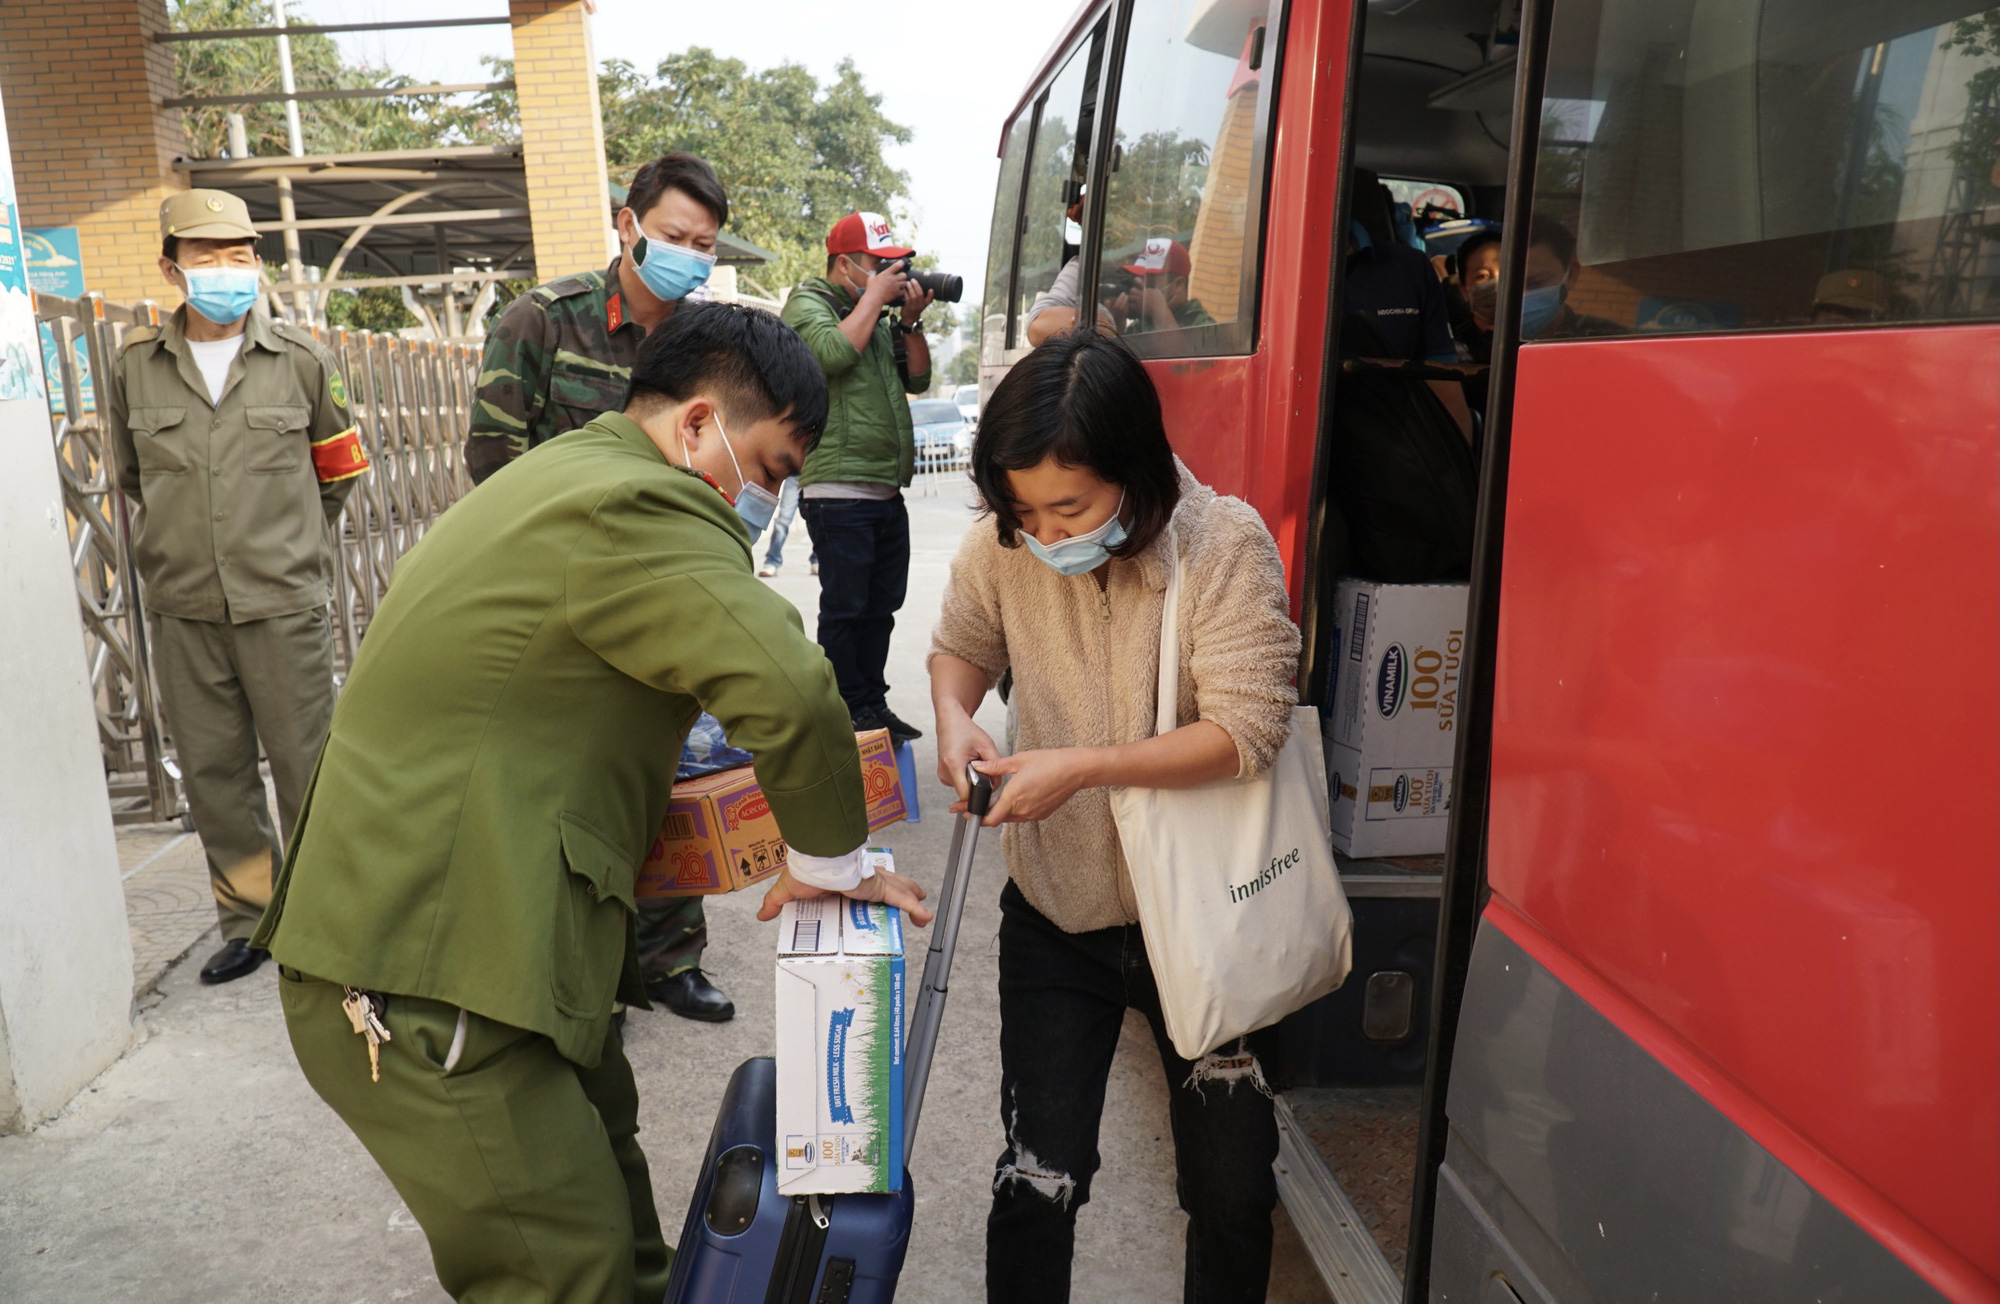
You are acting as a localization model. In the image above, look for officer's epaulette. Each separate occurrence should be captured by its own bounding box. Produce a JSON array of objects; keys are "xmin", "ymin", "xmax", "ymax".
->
[
  {"xmin": 271, "ymin": 321, "xmax": 330, "ymax": 353},
  {"xmin": 531, "ymin": 269, "xmax": 608, "ymax": 304},
  {"xmin": 117, "ymin": 324, "xmax": 163, "ymax": 355}
]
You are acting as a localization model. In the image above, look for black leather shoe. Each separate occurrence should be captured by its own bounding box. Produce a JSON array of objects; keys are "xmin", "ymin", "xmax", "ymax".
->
[
  {"xmin": 849, "ymin": 706, "xmax": 886, "ymax": 734},
  {"xmin": 199, "ymin": 938, "xmax": 268, "ymax": 985},
  {"xmin": 646, "ymin": 969, "xmax": 736, "ymax": 1023},
  {"xmin": 875, "ymin": 706, "xmax": 924, "ymax": 744}
]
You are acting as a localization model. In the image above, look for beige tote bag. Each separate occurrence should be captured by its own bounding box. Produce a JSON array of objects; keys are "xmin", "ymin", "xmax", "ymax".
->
[{"xmin": 1110, "ymin": 530, "xmax": 1354, "ymax": 1060}]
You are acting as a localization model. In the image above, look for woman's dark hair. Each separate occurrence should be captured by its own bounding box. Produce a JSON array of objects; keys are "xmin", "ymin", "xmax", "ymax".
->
[
  {"xmin": 624, "ymin": 302, "xmax": 827, "ymax": 448},
  {"xmin": 624, "ymin": 152, "xmax": 729, "ymax": 229},
  {"xmin": 970, "ymin": 330, "xmax": 1179, "ymax": 558}
]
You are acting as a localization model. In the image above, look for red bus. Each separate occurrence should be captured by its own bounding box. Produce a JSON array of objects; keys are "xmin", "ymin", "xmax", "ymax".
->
[{"xmin": 979, "ymin": 1, "xmax": 2000, "ymax": 1300}]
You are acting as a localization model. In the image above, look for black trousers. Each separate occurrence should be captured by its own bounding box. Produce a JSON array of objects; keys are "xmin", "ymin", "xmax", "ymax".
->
[
  {"xmin": 987, "ymin": 881, "xmax": 1279, "ymax": 1304},
  {"xmin": 799, "ymin": 494, "xmax": 909, "ymax": 715}
]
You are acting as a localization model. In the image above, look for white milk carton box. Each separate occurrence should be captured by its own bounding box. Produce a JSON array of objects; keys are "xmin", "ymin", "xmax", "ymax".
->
[
  {"xmin": 1324, "ymin": 581, "xmax": 1468, "ymax": 858},
  {"xmin": 775, "ymin": 860, "xmax": 906, "ymax": 1195}
]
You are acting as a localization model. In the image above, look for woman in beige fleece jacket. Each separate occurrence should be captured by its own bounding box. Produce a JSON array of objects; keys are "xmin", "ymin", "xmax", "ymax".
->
[{"xmin": 928, "ymin": 332, "xmax": 1300, "ymax": 1304}]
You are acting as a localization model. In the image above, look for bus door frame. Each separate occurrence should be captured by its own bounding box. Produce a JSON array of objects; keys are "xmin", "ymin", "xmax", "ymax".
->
[{"xmin": 1399, "ymin": 0, "xmax": 1558, "ymax": 1298}]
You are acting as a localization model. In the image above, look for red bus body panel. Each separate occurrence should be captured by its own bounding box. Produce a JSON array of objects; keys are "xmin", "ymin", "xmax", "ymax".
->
[
  {"xmin": 1488, "ymin": 327, "xmax": 2000, "ymax": 1301},
  {"xmin": 1143, "ymin": 0, "xmax": 1353, "ymax": 618}
]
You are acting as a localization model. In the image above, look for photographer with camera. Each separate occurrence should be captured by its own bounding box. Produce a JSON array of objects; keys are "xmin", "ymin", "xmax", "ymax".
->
[{"xmin": 780, "ymin": 212, "xmax": 958, "ymax": 745}]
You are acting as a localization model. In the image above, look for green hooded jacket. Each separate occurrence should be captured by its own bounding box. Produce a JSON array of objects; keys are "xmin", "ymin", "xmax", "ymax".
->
[
  {"xmin": 781, "ymin": 276, "xmax": 928, "ymax": 489},
  {"xmin": 254, "ymin": 412, "xmax": 868, "ymax": 1066}
]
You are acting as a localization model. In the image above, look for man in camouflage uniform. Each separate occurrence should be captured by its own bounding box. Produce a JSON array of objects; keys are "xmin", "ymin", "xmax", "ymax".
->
[
  {"xmin": 107, "ymin": 189, "xmax": 369, "ymax": 985},
  {"xmin": 465, "ymin": 152, "xmax": 738, "ymax": 1023}
]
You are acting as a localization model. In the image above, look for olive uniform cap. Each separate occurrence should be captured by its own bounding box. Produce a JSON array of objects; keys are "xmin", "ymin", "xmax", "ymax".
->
[
  {"xmin": 1812, "ymin": 269, "xmax": 1886, "ymax": 314},
  {"xmin": 160, "ymin": 189, "xmax": 259, "ymax": 242}
]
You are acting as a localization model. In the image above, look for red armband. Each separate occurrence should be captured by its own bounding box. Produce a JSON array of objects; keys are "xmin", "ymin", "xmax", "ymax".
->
[{"xmin": 310, "ymin": 427, "xmax": 370, "ymax": 483}]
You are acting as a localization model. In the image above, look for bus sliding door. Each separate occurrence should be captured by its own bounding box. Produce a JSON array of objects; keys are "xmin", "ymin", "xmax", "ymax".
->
[{"xmin": 1431, "ymin": 1, "xmax": 2000, "ymax": 1300}]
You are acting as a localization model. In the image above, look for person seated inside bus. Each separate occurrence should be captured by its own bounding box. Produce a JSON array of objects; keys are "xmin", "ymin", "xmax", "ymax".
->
[
  {"xmin": 1520, "ymin": 217, "xmax": 1625, "ymax": 339},
  {"xmin": 1025, "ymin": 252, "xmax": 1116, "ymax": 344},
  {"xmin": 930, "ymin": 330, "xmax": 1301, "ymax": 1304},
  {"xmin": 1100, "ymin": 237, "xmax": 1214, "ymax": 335},
  {"xmin": 1342, "ymin": 219, "xmax": 1474, "ymax": 438},
  {"xmin": 1810, "ymin": 269, "xmax": 1888, "ymax": 325},
  {"xmin": 1450, "ymin": 228, "xmax": 1503, "ymax": 425}
]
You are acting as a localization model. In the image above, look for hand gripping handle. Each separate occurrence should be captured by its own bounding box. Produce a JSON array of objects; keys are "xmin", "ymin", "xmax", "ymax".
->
[{"xmin": 902, "ymin": 767, "xmax": 994, "ymax": 1160}]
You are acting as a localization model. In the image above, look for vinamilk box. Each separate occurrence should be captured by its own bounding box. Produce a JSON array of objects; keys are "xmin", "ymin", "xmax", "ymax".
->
[
  {"xmin": 1323, "ymin": 581, "xmax": 1468, "ymax": 858},
  {"xmin": 775, "ymin": 861, "xmax": 905, "ymax": 1195}
]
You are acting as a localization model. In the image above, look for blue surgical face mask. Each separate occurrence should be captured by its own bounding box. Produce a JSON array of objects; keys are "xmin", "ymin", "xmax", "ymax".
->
[
  {"xmin": 1519, "ymin": 284, "xmax": 1564, "ymax": 337},
  {"xmin": 631, "ymin": 235, "xmax": 716, "ymax": 302},
  {"xmin": 1023, "ymin": 491, "xmax": 1128, "ymax": 576},
  {"xmin": 179, "ymin": 265, "xmax": 260, "ymax": 325},
  {"xmin": 681, "ymin": 411, "xmax": 779, "ymax": 534}
]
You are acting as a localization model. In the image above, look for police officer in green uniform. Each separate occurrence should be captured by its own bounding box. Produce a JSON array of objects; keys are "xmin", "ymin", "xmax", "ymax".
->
[
  {"xmin": 466, "ymin": 152, "xmax": 737, "ymax": 1023},
  {"xmin": 255, "ymin": 304, "xmax": 930, "ymax": 1302},
  {"xmin": 108, "ymin": 189, "xmax": 368, "ymax": 986}
]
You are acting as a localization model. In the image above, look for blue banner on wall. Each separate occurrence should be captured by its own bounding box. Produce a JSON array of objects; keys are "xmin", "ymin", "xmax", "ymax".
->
[{"xmin": 25, "ymin": 227, "xmax": 86, "ymax": 299}]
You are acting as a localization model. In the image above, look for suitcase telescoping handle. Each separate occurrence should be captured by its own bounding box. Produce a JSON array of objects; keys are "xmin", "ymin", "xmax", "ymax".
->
[{"xmin": 901, "ymin": 765, "xmax": 994, "ymax": 1160}]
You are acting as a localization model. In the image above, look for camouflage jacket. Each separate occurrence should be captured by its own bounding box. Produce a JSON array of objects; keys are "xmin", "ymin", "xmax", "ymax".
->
[{"xmin": 465, "ymin": 259, "xmax": 648, "ymax": 484}]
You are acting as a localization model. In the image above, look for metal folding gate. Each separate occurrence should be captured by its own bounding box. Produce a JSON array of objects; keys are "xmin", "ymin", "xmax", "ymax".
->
[{"xmin": 34, "ymin": 291, "xmax": 480, "ymax": 825}]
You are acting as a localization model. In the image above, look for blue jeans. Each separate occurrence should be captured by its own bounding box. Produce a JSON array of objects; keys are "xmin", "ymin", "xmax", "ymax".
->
[
  {"xmin": 798, "ymin": 494, "xmax": 908, "ymax": 715},
  {"xmin": 987, "ymin": 880, "xmax": 1279, "ymax": 1304},
  {"xmin": 761, "ymin": 476, "xmax": 810, "ymax": 568}
]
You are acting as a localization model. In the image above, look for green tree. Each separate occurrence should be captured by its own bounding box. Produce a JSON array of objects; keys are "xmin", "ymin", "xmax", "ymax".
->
[
  {"xmin": 598, "ymin": 49, "xmax": 911, "ymax": 292},
  {"xmin": 941, "ymin": 343, "xmax": 979, "ymax": 388}
]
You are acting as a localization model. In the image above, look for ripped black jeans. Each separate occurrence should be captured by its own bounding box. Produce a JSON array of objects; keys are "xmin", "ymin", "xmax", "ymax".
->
[{"xmin": 987, "ymin": 880, "xmax": 1279, "ymax": 1304}]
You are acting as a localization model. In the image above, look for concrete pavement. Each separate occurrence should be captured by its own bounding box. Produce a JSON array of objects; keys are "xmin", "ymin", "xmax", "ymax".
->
[{"xmin": 0, "ymin": 477, "xmax": 1333, "ymax": 1303}]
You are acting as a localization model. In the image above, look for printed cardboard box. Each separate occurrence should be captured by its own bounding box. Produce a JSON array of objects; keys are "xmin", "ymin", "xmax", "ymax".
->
[
  {"xmin": 1324, "ymin": 580, "xmax": 1468, "ymax": 858},
  {"xmin": 775, "ymin": 877, "xmax": 906, "ymax": 1195},
  {"xmin": 637, "ymin": 729, "xmax": 906, "ymax": 898}
]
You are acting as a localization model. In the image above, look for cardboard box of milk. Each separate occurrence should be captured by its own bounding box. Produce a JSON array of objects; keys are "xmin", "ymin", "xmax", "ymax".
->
[
  {"xmin": 1324, "ymin": 580, "xmax": 1468, "ymax": 858},
  {"xmin": 775, "ymin": 853, "xmax": 905, "ymax": 1195}
]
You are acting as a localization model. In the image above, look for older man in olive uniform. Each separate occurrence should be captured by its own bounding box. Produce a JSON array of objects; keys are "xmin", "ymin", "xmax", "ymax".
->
[
  {"xmin": 255, "ymin": 305, "xmax": 929, "ymax": 1302},
  {"xmin": 108, "ymin": 189, "xmax": 368, "ymax": 986},
  {"xmin": 466, "ymin": 152, "xmax": 740, "ymax": 1024}
]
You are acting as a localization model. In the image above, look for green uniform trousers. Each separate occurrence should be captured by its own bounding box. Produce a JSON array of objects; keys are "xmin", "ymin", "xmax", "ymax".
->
[
  {"xmin": 280, "ymin": 968, "xmax": 671, "ymax": 1303},
  {"xmin": 633, "ymin": 895, "xmax": 708, "ymax": 983},
  {"xmin": 150, "ymin": 609, "xmax": 335, "ymax": 941}
]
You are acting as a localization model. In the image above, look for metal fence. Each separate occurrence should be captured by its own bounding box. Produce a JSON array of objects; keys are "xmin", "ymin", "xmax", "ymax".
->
[{"xmin": 34, "ymin": 291, "xmax": 477, "ymax": 825}]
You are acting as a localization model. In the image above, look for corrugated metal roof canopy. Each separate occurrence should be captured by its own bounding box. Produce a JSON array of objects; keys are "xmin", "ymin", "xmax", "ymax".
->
[{"xmin": 177, "ymin": 144, "xmax": 539, "ymax": 293}]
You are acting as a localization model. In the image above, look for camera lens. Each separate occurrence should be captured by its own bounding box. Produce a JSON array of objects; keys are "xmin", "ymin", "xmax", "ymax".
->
[{"xmin": 912, "ymin": 270, "xmax": 964, "ymax": 303}]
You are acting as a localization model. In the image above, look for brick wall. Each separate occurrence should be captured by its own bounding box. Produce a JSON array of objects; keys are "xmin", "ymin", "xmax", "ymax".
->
[
  {"xmin": 0, "ymin": 0, "xmax": 187, "ymax": 305},
  {"xmin": 509, "ymin": 0, "xmax": 613, "ymax": 281}
]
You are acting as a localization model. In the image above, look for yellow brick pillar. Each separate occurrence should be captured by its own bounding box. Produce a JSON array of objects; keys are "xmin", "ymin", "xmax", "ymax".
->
[
  {"xmin": 0, "ymin": 0, "xmax": 188, "ymax": 305},
  {"xmin": 509, "ymin": 0, "xmax": 614, "ymax": 281}
]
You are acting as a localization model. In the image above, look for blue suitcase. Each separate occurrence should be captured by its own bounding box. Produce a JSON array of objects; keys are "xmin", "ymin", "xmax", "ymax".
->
[{"xmin": 663, "ymin": 773, "xmax": 993, "ymax": 1303}]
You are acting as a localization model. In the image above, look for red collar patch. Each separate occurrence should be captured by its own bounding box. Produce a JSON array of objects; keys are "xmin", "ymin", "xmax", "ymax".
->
[{"xmin": 606, "ymin": 291, "xmax": 625, "ymax": 332}]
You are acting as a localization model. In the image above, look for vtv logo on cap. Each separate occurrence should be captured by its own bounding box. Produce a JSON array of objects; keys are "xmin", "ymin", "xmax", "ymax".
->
[{"xmin": 863, "ymin": 214, "xmax": 895, "ymax": 251}]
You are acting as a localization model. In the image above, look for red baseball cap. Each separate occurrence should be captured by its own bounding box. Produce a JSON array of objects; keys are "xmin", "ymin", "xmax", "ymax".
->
[
  {"xmin": 827, "ymin": 211, "xmax": 915, "ymax": 261},
  {"xmin": 1120, "ymin": 237, "xmax": 1192, "ymax": 278}
]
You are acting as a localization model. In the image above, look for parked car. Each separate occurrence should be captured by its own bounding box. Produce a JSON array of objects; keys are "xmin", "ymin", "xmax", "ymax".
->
[
  {"xmin": 952, "ymin": 383, "xmax": 981, "ymax": 431},
  {"xmin": 909, "ymin": 397, "xmax": 972, "ymax": 471}
]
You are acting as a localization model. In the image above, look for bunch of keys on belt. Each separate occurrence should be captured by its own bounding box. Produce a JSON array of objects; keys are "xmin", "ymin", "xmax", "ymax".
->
[{"xmin": 341, "ymin": 987, "xmax": 392, "ymax": 1082}]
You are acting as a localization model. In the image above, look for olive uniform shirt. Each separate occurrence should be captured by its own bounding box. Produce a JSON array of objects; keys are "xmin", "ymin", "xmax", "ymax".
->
[
  {"xmin": 254, "ymin": 412, "xmax": 871, "ymax": 1067},
  {"xmin": 107, "ymin": 308, "xmax": 366, "ymax": 623},
  {"xmin": 465, "ymin": 259, "xmax": 646, "ymax": 485}
]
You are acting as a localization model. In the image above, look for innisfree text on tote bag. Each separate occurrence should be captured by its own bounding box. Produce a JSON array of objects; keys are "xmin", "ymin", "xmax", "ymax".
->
[{"xmin": 1110, "ymin": 529, "xmax": 1354, "ymax": 1061}]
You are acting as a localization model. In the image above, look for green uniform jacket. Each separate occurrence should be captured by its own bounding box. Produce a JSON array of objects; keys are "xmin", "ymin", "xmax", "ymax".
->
[
  {"xmin": 254, "ymin": 412, "xmax": 869, "ymax": 1067},
  {"xmin": 107, "ymin": 308, "xmax": 361, "ymax": 623},
  {"xmin": 780, "ymin": 277, "xmax": 927, "ymax": 489},
  {"xmin": 464, "ymin": 259, "xmax": 648, "ymax": 485}
]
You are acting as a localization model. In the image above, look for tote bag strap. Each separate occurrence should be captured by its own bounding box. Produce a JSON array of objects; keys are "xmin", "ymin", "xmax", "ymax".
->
[{"xmin": 1154, "ymin": 526, "xmax": 1182, "ymax": 736}]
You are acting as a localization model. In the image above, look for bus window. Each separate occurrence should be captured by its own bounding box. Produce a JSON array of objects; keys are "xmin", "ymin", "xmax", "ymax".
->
[
  {"xmin": 1013, "ymin": 28, "xmax": 1108, "ymax": 355},
  {"xmin": 983, "ymin": 114, "xmax": 1032, "ymax": 362},
  {"xmin": 1531, "ymin": 0, "xmax": 2000, "ymax": 338},
  {"xmin": 1096, "ymin": 0, "xmax": 1286, "ymax": 357}
]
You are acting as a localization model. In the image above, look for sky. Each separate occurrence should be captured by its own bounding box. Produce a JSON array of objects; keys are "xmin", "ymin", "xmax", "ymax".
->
[{"xmin": 307, "ymin": 0, "xmax": 1088, "ymax": 304}]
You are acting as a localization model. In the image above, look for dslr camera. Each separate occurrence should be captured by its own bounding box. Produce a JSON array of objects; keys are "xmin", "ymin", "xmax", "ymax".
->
[{"xmin": 880, "ymin": 257, "xmax": 963, "ymax": 304}]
